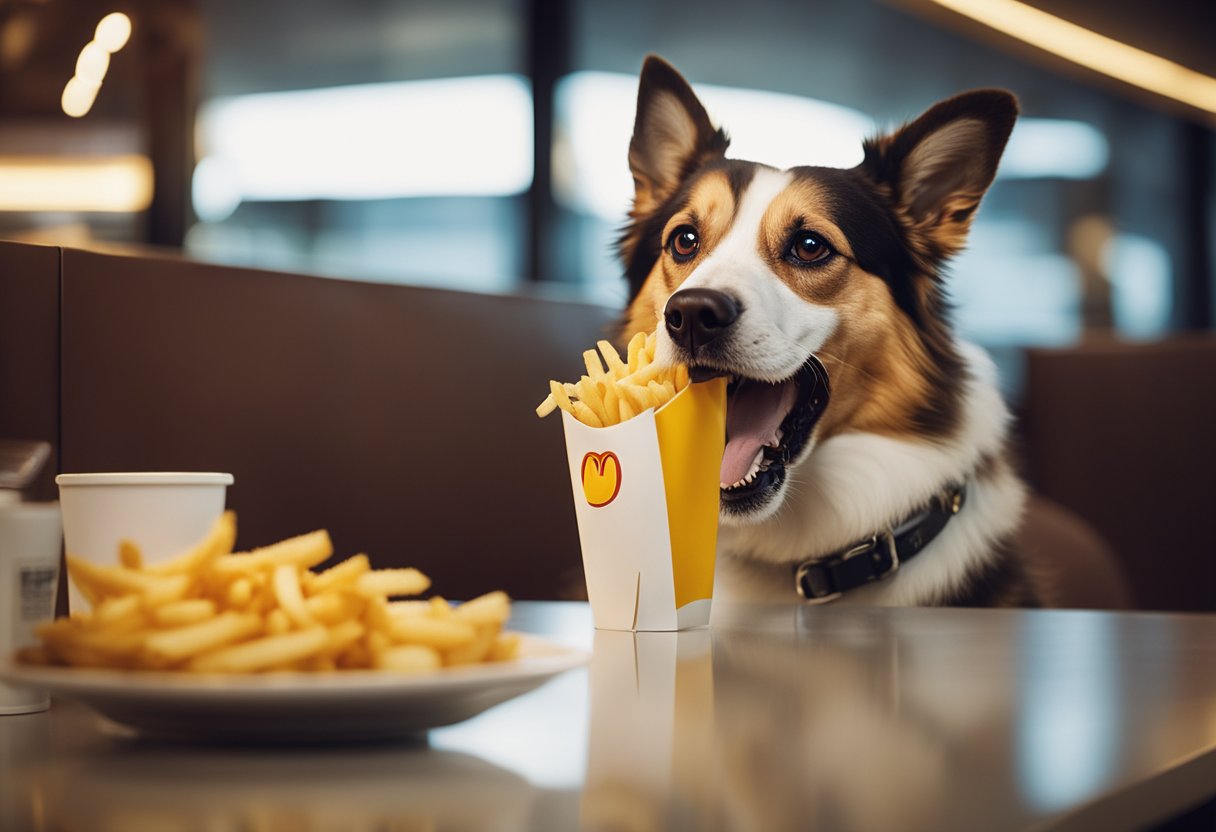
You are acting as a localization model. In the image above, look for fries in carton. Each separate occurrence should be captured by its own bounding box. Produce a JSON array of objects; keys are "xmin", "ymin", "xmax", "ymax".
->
[{"xmin": 538, "ymin": 332, "xmax": 726, "ymax": 631}]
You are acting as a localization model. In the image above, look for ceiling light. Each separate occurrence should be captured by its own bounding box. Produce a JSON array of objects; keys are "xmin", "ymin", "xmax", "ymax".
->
[
  {"xmin": 60, "ymin": 77, "xmax": 101, "ymax": 119},
  {"xmin": 74, "ymin": 41, "xmax": 109, "ymax": 84},
  {"xmin": 94, "ymin": 13, "xmax": 131, "ymax": 53},
  {"xmin": 0, "ymin": 154, "xmax": 153, "ymax": 212},
  {"xmin": 927, "ymin": 0, "xmax": 1216, "ymax": 117}
]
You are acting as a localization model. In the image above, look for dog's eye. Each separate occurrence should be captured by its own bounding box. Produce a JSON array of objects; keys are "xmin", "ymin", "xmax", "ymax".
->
[
  {"xmin": 668, "ymin": 226, "xmax": 700, "ymax": 262},
  {"xmin": 788, "ymin": 233, "xmax": 833, "ymax": 265}
]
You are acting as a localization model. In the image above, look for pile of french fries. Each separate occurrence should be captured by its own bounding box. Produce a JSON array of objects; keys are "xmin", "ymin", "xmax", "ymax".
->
[
  {"xmin": 22, "ymin": 512, "xmax": 518, "ymax": 674},
  {"xmin": 536, "ymin": 330, "xmax": 689, "ymax": 427}
]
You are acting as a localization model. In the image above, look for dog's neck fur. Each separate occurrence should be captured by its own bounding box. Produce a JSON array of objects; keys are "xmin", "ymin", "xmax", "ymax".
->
[{"xmin": 715, "ymin": 341, "xmax": 1027, "ymax": 606}]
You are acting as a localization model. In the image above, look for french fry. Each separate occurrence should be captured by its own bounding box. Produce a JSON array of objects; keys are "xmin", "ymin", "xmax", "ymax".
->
[
  {"xmin": 143, "ymin": 511, "xmax": 237, "ymax": 576},
  {"xmin": 597, "ymin": 339, "xmax": 626, "ymax": 375},
  {"xmin": 618, "ymin": 398, "xmax": 637, "ymax": 422},
  {"xmin": 67, "ymin": 555, "xmax": 161, "ymax": 598},
  {"xmin": 535, "ymin": 394, "xmax": 558, "ymax": 418},
  {"xmin": 583, "ymin": 349, "xmax": 607, "ymax": 380},
  {"xmin": 304, "ymin": 592, "xmax": 356, "ymax": 625},
  {"xmin": 648, "ymin": 380, "xmax": 671, "ymax": 408},
  {"xmin": 387, "ymin": 599, "xmax": 432, "ymax": 617},
  {"xmin": 574, "ymin": 377, "xmax": 609, "ymax": 424},
  {"xmin": 143, "ymin": 612, "xmax": 262, "ymax": 664},
  {"xmin": 308, "ymin": 553, "xmax": 371, "ymax": 595},
  {"xmin": 301, "ymin": 655, "xmax": 338, "ymax": 672},
  {"xmin": 151, "ymin": 599, "xmax": 217, "ymax": 628},
  {"xmin": 94, "ymin": 594, "xmax": 143, "ymax": 627},
  {"xmin": 273, "ymin": 563, "xmax": 315, "ymax": 627},
  {"xmin": 388, "ymin": 615, "xmax": 476, "ymax": 649},
  {"xmin": 354, "ymin": 568, "xmax": 430, "ymax": 599},
  {"xmin": 213, "ymin": 529, "xmax": 333, "ymax": 577},
  {"xmin": 118, "ymin": 540, "xmax": 143, "ymax": 570},
  {"xmin": 366, "ymin": 629, "xmax": 391, "ymax": 659},
  {"xmin": 571, "ymin": 401, "xmax": 604, "ymax": 428},
  {"xmin": 549, "ymin": 380, "xmax": 574, "ymax": 415},
  {"xmin": 599, "ymin": 380, "xmax": 620, "ymax": 425},
  {"xmin": 489, "ymin": 633, "xmax": 522, "ymax": 662},
  {"xmin": 443, "ymin": 624, "xmax": 498, "ymax": 666},
  {"xmin": 141, "ymin": 573, "xmax": 194, "ymax": 607},
  {"xmin": 626, "ymin": 331, "xmax": 647, "ymax": 371},
  {"xmin": 265, "ymin": 608, "xmax": 291, "ymax": 636},
  {"xmin": 40, "ymin": 624, "xmax": 146, "ymax": 659},
  {"xmin": 226, "ymin": 577, "xmax": 254, "ymax": 608},
  {"xmin": 454, "ymin": 591, "xmax": 511, "ymax": 625},
  {"xmin": 621, "ymin": 384, "xmax": 653, "ymax": 413},
  {"xmin": 188, "ymin": 628, "xmax": 330, "ymax": 673},
  {"xmin": 376, "ymin": 644, "xmax": 441, "ymax": 673},
  {"xmin": 324, "ymin": 620, "xmax": 365, "ymax": 655},
  {"xmin": 619, "ymin": 360, "xmax": 666, "ymax": 388}
]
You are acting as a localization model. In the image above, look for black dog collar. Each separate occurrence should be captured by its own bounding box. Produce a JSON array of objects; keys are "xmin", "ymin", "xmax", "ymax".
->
[{"xmin": 795, "ymin": 483, "xmax": 967, "ymax": 604}]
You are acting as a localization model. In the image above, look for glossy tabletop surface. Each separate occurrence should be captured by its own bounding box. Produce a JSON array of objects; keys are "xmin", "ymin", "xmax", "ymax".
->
[{"xmin": 3, "ymin": 601, "xmax": 1215, "ymax": 832}]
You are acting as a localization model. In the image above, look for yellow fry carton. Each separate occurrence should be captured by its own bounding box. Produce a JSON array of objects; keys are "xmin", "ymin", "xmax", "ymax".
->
[{"xmin": 561, "ymin": 377, "xmax": 726, "ymax": 631}]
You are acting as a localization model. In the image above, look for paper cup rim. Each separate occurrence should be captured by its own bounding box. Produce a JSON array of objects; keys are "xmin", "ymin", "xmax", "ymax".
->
[{"xmin": 55, "ymin": 473, "xmax": 234, "ymax": 487}]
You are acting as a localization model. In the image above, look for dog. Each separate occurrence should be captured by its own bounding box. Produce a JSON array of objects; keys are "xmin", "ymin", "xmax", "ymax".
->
[{"xmin": 619, "ymin": 57, "xmax": 1038, "ymax": 607}]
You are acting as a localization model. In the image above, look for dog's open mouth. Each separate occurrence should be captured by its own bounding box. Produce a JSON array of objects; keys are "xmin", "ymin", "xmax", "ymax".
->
[{"xmin": 692, "ymin": 356, "xmax": 830, "ymax": 514}]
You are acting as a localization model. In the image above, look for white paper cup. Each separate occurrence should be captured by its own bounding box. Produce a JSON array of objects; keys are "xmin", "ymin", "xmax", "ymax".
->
[
  {"xmin": 56, "ymin": 473, "xmax": 233, "ymax": 613},
  {"xmin": 0, "ymin": 501, "xmax": 62, "ymax": 714}
]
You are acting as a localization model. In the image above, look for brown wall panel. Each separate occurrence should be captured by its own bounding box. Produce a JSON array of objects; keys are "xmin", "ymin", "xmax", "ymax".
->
[
  {"xmin": 59, "ymin": 248, "xmax": 615, "ymax": 600},
  {"xmin": 0, "ymin": 241, "xmax": 60, "ymax": 501}
]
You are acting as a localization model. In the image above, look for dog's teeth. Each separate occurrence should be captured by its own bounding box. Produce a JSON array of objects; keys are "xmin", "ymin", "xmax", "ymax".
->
[
  {"xmin": 748, "ymin": 448, "xmax": 764, "ymax": 478},
  {"xmin": 721, "ymin": 448, "xmax": 768, "ymax": 491}
]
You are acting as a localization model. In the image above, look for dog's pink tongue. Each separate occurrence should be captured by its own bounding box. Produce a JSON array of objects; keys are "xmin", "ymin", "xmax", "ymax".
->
[{"xmin": 721, "ymin": 380, "xmax": 798, "ymax": 486}]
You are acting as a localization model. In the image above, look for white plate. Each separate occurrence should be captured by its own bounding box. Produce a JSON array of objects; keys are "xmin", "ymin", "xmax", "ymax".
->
[{"xmin": 0, "ymin": 634, "xmax": 588, "ymax": 742}]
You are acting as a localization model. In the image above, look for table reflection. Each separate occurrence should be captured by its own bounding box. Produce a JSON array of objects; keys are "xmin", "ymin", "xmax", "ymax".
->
[
  {"xmin": 580, "ymin": 613, "xmax": 967, "ymax": 832},
  {"xmin": 16, "ymin": 733, "xmax": 533, "ymax": 832}
]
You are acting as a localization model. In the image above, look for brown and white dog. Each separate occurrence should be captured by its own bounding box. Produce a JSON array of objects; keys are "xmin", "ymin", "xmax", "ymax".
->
[{"xmin": 620, "ymin": 57, "xmax": 1037, "ymax": 607}]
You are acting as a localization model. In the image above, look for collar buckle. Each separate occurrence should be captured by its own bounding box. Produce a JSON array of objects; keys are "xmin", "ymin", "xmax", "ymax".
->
[{"xmin": 796, "ymin": 532, "xmax": 898, "ymax": 605}]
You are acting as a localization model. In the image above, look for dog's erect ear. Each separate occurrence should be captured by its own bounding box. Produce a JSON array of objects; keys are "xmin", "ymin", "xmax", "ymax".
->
[
  {"xmin": 860, "ymin": 89, "xmax": 1017, "ymax": 261},
  {"xmin": 628, "ymin": 56, "xmax": 729, "ymax": 217}
]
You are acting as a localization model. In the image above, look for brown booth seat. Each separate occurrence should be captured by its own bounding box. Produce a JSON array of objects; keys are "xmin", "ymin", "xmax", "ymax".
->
[
  {"xmin": 1, "ymin": 242, "xmax": 616, "ymax": 600},
  {"xmin": 1022, "ymin": 336, "xmax": 1216, "ymax": 613}
]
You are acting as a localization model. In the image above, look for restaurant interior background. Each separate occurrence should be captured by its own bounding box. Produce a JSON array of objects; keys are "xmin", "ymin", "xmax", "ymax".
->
[
  {"xmin": 1, "ymin": 0, "xmax": 1214, "ymax": 608},
  {"xmin": 3, "ymin": 0, "xmax": 1213, "ymax": 361}
]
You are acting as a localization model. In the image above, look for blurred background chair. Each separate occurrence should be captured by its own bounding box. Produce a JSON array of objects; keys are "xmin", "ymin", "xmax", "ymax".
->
[{"xmin": 1020, "ymin": 336, "xmax": 1216, "ymax": 612}]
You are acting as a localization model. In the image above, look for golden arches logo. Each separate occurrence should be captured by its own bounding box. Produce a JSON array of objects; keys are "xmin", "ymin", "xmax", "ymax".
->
[{"xmin": 581, "ymin": 451, "xmax": 622, "ymax": 508}]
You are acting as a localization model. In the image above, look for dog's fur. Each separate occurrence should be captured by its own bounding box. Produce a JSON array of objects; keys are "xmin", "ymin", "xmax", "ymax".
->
[{"xmin": 619, "ymin": 57, "xmax": 1038, "ymax": 607}]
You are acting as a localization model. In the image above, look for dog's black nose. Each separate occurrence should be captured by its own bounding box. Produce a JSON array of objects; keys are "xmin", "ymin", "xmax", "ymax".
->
[{"xmin": 664, "ymin": 289, "xmax": 740, "ymax": 354}]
